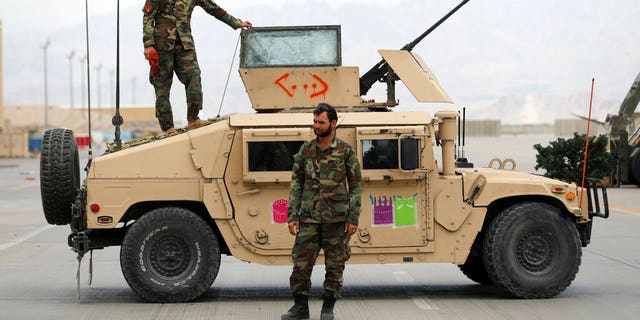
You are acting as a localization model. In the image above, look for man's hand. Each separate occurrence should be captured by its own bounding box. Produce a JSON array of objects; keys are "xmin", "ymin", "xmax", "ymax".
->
[
  {"xmin": 344, "ymin": 223, "xmax": 358, "ymax": 236},
  {"xmin": 144, "ymin": 46, "xmax": 157, "ymax": 60},
  {"xmin": 240, "ymin": 20, "xmax": 253, "ymax": 29},
  {"xmin": 288, "ymin": 221, "xmax": 299, "ymax": 236}
]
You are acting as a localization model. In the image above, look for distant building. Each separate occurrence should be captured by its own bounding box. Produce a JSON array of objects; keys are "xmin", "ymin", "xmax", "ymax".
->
[
  {"xmin": 3, "ymin": 105, "xmax": 159, "ymax": 134},
  {"xmin": 464, "ymin": 120, "xmax": 501, "ymax": 136},
  {"xmin": 1, "ymin": 105, "xmax": 159, "ymax": 158}
]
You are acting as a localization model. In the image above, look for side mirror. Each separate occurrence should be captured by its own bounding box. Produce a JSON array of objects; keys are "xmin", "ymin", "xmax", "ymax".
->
[{"xmin": 400, "ymin": 138, "xmax": 419, "ymax": 170}]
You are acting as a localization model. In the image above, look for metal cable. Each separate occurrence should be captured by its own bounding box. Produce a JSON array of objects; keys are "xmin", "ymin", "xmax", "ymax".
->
[{"xmin": 217, "ymin": 33, "xmax": 241, "ymax": 118}]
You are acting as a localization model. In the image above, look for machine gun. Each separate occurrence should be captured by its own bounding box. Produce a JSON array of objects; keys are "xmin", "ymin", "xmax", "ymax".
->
[{"xmin": 359, "ymin": 0, "xmax": 470, "ymax": 103}]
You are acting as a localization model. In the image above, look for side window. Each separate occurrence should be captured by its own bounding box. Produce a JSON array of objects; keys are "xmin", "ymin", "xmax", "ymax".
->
[
  {"xmin": 248, "ymin": 141, "xmax": 304, "ymax": 172},
  {"xmin": 243, "ymin": 128, "xmax": 313, "ymax": 183},
  {"xmin": 362, "ymin": 139, "xmax": 398, "ymax": 169}
]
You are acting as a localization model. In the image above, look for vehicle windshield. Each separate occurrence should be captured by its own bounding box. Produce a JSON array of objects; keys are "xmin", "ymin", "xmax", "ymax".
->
[{"xmin": 240, "ymin": 26, "xmax": 341, "ymax": 68}]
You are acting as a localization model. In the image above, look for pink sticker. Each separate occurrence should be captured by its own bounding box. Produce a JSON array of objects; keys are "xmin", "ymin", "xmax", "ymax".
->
[
  {"xmin": 371, "ymin": 195, "xmax": 393, "ymax": 225},
  {"xmin": 272, "ymin": 199, "xmax": 289, "ymax": 224}
]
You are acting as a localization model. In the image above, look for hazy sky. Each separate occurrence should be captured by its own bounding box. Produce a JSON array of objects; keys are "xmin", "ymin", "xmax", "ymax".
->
[{"xmin": 1, "ymin": 0, "xmax": 639, "ymax": 124}]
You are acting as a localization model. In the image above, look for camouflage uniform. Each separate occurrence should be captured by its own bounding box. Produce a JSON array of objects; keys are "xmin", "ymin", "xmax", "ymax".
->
[
  {"xmin": 287, "ymin": 137, "xmax": 362, "ymax": 299},
  {"xmin": 142, "ymin": 0, "xmax": 243, "ymax": 131}
]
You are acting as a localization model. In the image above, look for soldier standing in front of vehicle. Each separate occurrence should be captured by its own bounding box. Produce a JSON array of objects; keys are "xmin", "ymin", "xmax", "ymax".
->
[
  {"xmin": 282, "ymin": 103, "xmax": 362, "ymax": 320},
  {"xmin": 142, "ymin": 0, "xmax": 252, "ymax": 135}
]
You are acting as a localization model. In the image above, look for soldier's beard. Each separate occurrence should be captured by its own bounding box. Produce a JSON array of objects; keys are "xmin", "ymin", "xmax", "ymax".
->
[{"xmin": 315, "ymin": 125, "xmax": 332, "ymax": 138}]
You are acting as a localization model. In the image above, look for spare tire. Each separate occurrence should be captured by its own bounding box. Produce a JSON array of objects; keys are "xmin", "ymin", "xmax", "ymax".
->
[{"xmin": 40, "ymin": 129, "xmax": 80, "ymax": 225}]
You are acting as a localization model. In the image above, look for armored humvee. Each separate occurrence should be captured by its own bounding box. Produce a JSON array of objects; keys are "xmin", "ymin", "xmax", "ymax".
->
[{"xmin": 40, "ymin": 20, "xmax": 609, "ymax": 302}]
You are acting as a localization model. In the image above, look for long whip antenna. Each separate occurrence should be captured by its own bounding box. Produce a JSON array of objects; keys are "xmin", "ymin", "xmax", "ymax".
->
[
  {"xmin": 217, "ymin": 34, "xmax": 241, "ymax": 118},
  {"xmin": 579, "ymin": 78, "xmax": 595, "ymax": 205},
  {"xmin": 112, "ymin": 0, "xmax": 124, "ymax": 150},
  {"xmin": 84, "ymin": 0, "xmax": 93, "ymax": 159}
]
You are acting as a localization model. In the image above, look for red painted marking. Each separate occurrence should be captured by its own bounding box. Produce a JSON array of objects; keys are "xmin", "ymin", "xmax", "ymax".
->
[
  {"xmin": 274, "ymin": 73, "xmax": 329, "ymax": 99},
  {"xmin": 275, "ymin": 73, "xmax": 294, "ymax": 97},
  {"xmin": 310, "ymin": 74, "xmax": 329, "ymax": 99}
]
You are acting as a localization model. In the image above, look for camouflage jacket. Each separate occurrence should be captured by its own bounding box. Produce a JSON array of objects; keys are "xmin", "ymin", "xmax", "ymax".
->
[
  {"xmin": 288, "ymin": 137, "xmax": 362, "ymax": 225},
  {"xmin": 142, "ymin": 0, "xmax": 243, "ymax": 51}
]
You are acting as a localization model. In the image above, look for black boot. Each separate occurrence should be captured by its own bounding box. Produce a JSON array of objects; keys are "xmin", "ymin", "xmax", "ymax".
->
[
  {"xmin": 320, "ymin": 295, "xmax": 337, "ymax": 320},
  {"xmin": 281, "ymin": 295, "xmax": 310, "ymax": 320}
]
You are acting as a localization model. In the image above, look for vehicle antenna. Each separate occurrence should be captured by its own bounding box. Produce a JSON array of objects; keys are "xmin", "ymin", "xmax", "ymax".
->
[
  {"xmin": 217, "ymin": 34, "xmax": 242, "ymax": 118},
  {"xmin": 462, "ymin": 106, "xmax": 467, "ymax": 159},
  {"xmin": 112, "ymin": 0, "xmax": 124, "ymax": 150},
  {"xmin": 457, "ymin": 110, "xmax": 461, "ymax": 159},
  {"xmin": 84, "ymin": 0, "xmax": 93, "ymax": 160},
  {"xmin": 580, "ymin": 79, "xmax": 595, "ymax": 205},
  {"xmin": 76, "ymin": 1, "xmax": 93, "ymax": 300}
]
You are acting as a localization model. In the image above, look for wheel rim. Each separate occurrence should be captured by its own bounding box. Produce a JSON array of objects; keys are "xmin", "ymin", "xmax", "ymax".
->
[
  {"xmin": 148, "ymin": 234, "xmax": 193, "ymax": 279},
  {"xmin": 516, "ymin": 230, "xmax": 554, "ymax": 273}
]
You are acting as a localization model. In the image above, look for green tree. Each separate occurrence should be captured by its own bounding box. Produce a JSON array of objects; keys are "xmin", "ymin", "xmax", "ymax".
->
[{"xmin": 534, "ymin": 133, "xmax": 615, "ymax": 183}]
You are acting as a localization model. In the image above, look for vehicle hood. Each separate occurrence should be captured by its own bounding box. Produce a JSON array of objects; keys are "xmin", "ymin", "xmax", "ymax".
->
[{"xmin": 456, "ymin": 167, "xmax": 580, "ymax": 208}]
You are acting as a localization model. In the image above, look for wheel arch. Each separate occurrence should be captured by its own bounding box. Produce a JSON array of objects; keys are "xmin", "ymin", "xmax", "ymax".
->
[
  {"xmin": 468, "ymin": 195, "xmax": 576, "ymax": 257},
  {"xmin": 118, "ymin": 201, "xmax": 231, "ymax": 255}
]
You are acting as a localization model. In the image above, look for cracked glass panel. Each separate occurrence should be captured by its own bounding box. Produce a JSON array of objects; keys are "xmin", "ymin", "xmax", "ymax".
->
[
  {"xmin": 241, "ymin": 26, "xmax": 341, "ymax": 68},
  {"xmin": 362, "ymin": 139, "xmax": 399, "ymax": 170}
]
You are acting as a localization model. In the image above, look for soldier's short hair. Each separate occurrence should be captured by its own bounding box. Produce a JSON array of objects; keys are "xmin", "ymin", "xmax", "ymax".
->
[{"xmin": 314, "ymin": 103, "xmax": 338, "ymax": 123}]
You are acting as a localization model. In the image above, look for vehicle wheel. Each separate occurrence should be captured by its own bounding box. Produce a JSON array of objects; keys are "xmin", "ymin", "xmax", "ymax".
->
[
  {"xmin": 120, "ymin": 207, "xmax": 221, "ymax": 303},
  {"xmin": 40, "ymin": 128, "xmax": 80, "ymax": 225},
  {"xmin": 483, "ymin": 202, "xmax": 581, "ymax": 298},
  {"xmin": 630, "ymin": 146, "xmax": 640, "ymax": 186},
  {"xmin": 459, "ymin": 253, "xmax": 493, "ymax": 285}
]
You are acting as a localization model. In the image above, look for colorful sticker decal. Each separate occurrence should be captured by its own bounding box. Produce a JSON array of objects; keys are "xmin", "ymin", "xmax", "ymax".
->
[
  {"xmin": 370, "ymin": 194, "xmax": 418, "ymax": 227},
  {"xmin": 393, "ymin": 194, "xmax": 418, "ymax": 227},
  {"xmin": 272, "ymin": 199, "xmax": 289, "ymax": 224},
  {"xmin": 370, "ymin": 195, "xmax": 393, "ymax": 225}
]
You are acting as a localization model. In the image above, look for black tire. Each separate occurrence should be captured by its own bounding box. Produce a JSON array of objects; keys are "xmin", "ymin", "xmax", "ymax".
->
[
  {"xmin": 483, "ymin": 202, "xmax": 581, "ymax": 298},
  {"xmin": 630, "ymin": 146, "xmax": 640, "ymax": 186},
  {"xmin": 459, "ymin": 254, "xmax": 493, "ymax": 285},
  {"xmin": 120, "ymin": 207, "xmax": 220, "ymax": 303},
  {"xmin": 40, "ymin": 128, "xmax": 80, "ymax": 225}
]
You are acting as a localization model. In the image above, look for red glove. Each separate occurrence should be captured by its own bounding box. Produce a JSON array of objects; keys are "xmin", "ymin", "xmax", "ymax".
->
[{"xmin": 148, "ymin": 49, "xmax": 159, "ymax": 76}]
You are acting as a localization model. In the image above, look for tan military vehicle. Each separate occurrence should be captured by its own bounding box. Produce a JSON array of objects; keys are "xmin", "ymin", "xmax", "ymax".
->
[{"xmin": 39, "ymin": 13, "xmax": 609, "ymax": 303}]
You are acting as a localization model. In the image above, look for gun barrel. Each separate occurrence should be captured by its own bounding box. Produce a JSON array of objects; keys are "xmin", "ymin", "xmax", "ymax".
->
[
  {"xmin": 359, "ymin": 0, "xmax": 470, "ymax": 96},
  {"xmin": 402, "ymin": 0, "xmax": 470, "ymax": 52}
]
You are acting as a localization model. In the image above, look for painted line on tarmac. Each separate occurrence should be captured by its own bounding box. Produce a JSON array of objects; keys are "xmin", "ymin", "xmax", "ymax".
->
[
  {"xmin": 610, "ymin": 205, "xmax": 640, "ymax": 215},
  {"xmin": 411, "ymin": 297, "xmax": 439, "ymax": 311},
  {"xmin": 0, "ymin": 225, "xmax": 54, "ymax": 253},
  {"xmin": 7, "ymin": 182, "xmax": 40, "ymax": 191},
  {"xmin": 393, "ymin": 271, "xmax": 440, "ymax": 311}
]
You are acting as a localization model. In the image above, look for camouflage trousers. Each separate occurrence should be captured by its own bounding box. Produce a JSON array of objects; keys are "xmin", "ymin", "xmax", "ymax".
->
[
  {"xmin": 149, "ymin": 42, "xmax": 203, "ymax": 131},
  {"xmin": 290, "ymin": 222, "xmax": 350, "ymax": 299}
]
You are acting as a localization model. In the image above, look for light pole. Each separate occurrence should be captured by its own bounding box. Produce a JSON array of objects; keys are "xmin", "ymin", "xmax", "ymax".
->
[
  {"xmin": 79, "ymin": 55, "xmax": 87, "ymax": 119},
  {"xmin": 67, "ymin": 49, "xmax": 76, "ymax": 108},
  {"xmin": 95, "ymin": 63, "xmax": 102, "ymax": 119},
  {"xmin": 41, "ymin": 38, "xmax": 51, "ymax": 130}
]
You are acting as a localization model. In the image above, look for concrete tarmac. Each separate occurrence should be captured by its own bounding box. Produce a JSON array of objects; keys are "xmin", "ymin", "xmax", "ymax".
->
[{"xmin": 1, "ymin": 157, "xmax": 639, "ymax": 320}]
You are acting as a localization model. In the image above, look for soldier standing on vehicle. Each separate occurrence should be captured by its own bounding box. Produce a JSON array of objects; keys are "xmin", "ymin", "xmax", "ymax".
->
[
  {"xmin": 142, "ymin": 0, "xmax": 252, "ymax": 135},
  {"xmin": 282, "ymin": 103, "xmax": 362, "ymax": 320}
]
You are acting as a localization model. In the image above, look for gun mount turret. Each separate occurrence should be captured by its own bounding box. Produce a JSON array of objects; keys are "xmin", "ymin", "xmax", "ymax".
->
[{"xmin": 237, "ymin": 0, "xmax": 471, "ymax": 112}]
